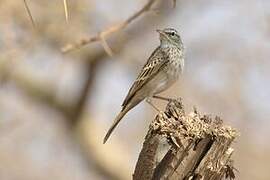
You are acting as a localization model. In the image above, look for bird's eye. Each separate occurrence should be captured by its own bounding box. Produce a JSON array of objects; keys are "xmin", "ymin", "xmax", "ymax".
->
[{"xmin": 170, "ymin": 32, "xmax": 175, "ymax": 36}]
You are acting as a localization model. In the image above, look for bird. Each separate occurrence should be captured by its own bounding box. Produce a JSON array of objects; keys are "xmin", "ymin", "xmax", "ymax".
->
[{"xmin": 103, "ymin": 28, "xmax": 185, "ymax": 144}]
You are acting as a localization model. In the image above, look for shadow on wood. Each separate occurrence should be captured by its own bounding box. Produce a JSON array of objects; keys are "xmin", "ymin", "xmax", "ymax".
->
[{"xmin": 133, "ymin": 98, "xmax": 238, "ymax": 180}]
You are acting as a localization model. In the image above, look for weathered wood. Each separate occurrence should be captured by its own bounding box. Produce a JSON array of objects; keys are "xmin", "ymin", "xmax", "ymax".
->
[{"xmin": 134, "ymin": 99, "xmax": 238, "ymax": 180}]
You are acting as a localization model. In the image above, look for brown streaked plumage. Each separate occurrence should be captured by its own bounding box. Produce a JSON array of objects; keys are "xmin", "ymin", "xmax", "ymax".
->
[{"xmin": 103, "ymin": 28, "xmax": 185, "ymax": 144}]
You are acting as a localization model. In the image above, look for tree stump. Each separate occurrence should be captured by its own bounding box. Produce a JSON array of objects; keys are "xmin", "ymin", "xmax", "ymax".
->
[{"xmin": 133, "ymin": 98, "xmax": 238, "ymax": 180}]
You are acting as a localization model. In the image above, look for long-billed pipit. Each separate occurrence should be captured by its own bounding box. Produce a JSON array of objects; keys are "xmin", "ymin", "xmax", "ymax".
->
[{"xmin": 103, "ymin": 28, "xmax": 185, "ymax": 143}]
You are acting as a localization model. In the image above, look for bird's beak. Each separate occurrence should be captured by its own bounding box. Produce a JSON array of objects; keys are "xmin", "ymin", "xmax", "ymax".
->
[{"xmin": 156, "ymin": 29, "xmax": 166, "ymax": 37}]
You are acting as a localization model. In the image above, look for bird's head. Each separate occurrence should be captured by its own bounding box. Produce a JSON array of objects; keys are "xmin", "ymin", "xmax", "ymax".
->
[{"xmin": 157, "ymin": 28, "xmax": 183, "ymax": 49}]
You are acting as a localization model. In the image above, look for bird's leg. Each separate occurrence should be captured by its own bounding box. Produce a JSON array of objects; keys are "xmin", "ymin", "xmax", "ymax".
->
[
  {"xmin": 153, "ymin": 95, "xmax": 173, "ymax": 102},
  {"xmin": 146, "ymin": 98, "xmax": 162, "ymax": 113}
]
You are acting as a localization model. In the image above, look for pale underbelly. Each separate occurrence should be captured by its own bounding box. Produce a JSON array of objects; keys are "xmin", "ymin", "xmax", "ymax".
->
[{"xmin": 146, "ymin": 68, "xmax": 179, "ymax": 96}]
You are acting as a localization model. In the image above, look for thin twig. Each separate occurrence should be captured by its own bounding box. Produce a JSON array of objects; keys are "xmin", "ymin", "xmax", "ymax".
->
[
  {"xmin": 61, "ymin": 0, "xmax": 158, "ymax": 53},
  {"xmin": 173, "ymin": 0, "xmax": 177, "ymax": 8},
  {"xmin": 100, "ymin": 35, "xmax": 113, "ymax": 57},
  {"xmin": 23, "ymin": 0, "xmax": 35, "ymax": 27},
  {"xmin": 63, "ymin": 0, "xmax": 69, "ymax": 23}
]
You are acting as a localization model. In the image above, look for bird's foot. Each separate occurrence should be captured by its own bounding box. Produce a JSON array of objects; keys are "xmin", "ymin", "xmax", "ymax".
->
[
  {"xmin": 146, "ymin": 98, "xmax": 163, "ymax": 114},
  {"xmin": 153, "ymin": 95, "xmax": 173, "ymax": 102}
]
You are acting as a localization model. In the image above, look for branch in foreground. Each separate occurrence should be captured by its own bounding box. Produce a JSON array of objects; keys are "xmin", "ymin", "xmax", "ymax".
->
[
  {"xmin": 61, "ymin": 0, "xmax": 159, "ymax": 53},
  {"xmin": 133, "ymin": 99, "xmax": 238, "ymax": 180}
]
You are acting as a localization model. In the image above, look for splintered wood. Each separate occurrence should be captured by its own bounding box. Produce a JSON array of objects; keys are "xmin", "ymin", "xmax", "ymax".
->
[{"xmin": 133, "ymin": 99, "xmax": 238, "ymax": 180}]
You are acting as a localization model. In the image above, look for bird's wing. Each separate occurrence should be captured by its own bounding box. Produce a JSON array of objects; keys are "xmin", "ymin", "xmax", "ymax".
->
[{"xmin": 122, "ymin": 47, "xmax": 168, "ymax": 107}]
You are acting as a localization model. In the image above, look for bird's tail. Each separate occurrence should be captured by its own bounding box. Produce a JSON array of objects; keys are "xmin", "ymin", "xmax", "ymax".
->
[{"xmin": 103, "ymin": 108, "xmax": 129, "ymax": 144}]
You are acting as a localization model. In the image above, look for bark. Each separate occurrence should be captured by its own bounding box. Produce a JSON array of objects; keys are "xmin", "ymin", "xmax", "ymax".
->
[{"xmin": 134, "ymin": 99, "xmax": 238, "ymax": 180}]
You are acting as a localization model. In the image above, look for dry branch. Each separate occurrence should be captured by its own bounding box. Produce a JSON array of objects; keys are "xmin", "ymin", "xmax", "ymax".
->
[
  {"xmin": 61, "ymin": 0, "xmax": 159, "ymax": 53},
  {"xmin": 63, "ymin": 0, "xmax": 69, "ymax": 23},
  {"xmin": 134, "ymin": 99, "xmax": 238, "ymax": 180},
  {"xmin": 23, "ymin": 0, "xmax": 35, "ymax": 27}
]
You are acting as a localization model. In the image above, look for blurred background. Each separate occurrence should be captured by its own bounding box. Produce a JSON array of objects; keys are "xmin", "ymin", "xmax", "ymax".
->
[{"xmin": 0, "ymin": 0, "xmax": 269, "ymax": 179}]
